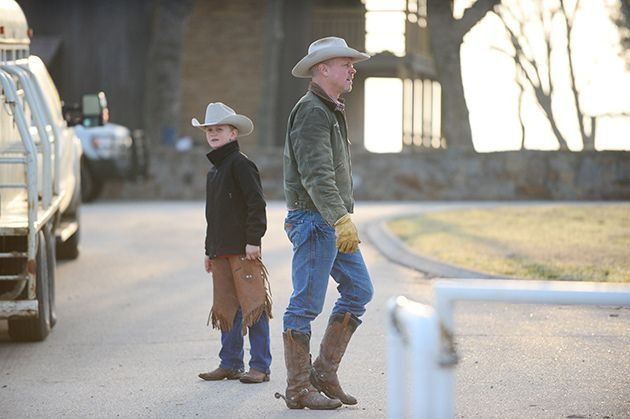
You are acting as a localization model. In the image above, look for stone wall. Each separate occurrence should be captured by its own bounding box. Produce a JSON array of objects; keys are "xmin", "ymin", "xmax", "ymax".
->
[
  {"xmin": 100, "ymin": 147, "xmax": 630, "ymax": 201},
  {"xmin": 179, "ymin": 0, "xmax": 267, "ymax": 145}
]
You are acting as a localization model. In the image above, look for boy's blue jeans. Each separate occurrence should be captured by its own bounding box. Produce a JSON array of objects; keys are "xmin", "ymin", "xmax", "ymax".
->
[
  {"xmin": 219, "ymin": 309, "xmax": 271, "ymax": 374},
  {"xmin": 282, "ymin": 210, "xmax": 373, "ymax": 334}
]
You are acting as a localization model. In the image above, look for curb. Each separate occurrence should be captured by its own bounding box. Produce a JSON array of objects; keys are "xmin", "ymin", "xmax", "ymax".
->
[{"xmin": 366, "ymin": 219, "xmax": 505, "ymax": 279}]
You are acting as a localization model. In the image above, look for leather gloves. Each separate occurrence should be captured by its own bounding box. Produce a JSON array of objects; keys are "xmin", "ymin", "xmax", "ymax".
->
[{"xmin": 334, "ymin": 214, "xmax": 360, "ymax": 253}]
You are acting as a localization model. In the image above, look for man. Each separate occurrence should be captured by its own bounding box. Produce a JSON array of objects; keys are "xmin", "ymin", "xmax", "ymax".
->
[{"xmin": 276, "ymin": 37, "xmax": 373, "ymax": 410}]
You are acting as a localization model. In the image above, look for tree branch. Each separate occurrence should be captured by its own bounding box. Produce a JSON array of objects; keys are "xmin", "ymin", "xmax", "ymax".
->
[
  {"xmin": 560, "ymin": 0, "xmax": 593, "ymax": 149},
  {"xmin": 495, "ymin": 3, "xmax": 570, "ymax": 150},
  {"xmin": 456, "ymin": 0, "xmax": 502, "ymax": 38}
]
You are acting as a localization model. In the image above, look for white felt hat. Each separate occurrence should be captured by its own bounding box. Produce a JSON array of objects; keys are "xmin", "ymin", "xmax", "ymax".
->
[
  {"xmin": 292, "ymin": 36, "xmax": 370, "ymax": 78},
  {"xmin": 191, "ymin": 102, "xmax": 253, "ymax": 137}
]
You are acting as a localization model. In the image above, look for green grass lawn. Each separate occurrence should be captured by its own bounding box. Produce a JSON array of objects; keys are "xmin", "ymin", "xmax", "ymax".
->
[{"xmin": 387, "ymin": 203, "xmax": 630, "ymax": 282}]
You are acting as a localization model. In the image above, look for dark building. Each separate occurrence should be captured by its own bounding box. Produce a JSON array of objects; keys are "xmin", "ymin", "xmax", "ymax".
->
[
  {"xmin": 17, "ymin": 0, "xmax": 154, "ymax": 132},
  {"xmin": 17, "ymin": 0, "xmax": 439, "ymax": 153}
]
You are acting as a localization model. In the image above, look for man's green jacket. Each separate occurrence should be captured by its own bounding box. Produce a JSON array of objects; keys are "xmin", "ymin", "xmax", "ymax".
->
[{"xmin": 283, "ymin": 90, "xmax": 354, "ymax": 226}]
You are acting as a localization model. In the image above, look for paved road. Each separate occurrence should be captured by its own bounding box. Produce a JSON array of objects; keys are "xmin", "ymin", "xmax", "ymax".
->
[{"xmin": 1, "ymin": 201, "xmax": 628, "ymax": 418}]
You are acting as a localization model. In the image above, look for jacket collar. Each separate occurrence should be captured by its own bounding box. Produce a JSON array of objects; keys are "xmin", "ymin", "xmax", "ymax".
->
[
  {"xmin": 309, "ymin": 82, "xmax": 345, "ymax": 113},
  {"xmin": 206, "ymin": 140, "xmax": 240, "ymax": 166}
]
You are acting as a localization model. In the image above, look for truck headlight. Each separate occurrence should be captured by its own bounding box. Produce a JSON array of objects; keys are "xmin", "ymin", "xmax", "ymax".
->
[{"xmin": 91, "ymin": 135, "xmax": 115, "ymax": 158}]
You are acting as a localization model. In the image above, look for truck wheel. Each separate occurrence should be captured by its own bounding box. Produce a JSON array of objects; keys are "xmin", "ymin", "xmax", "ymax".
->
[
  {"xmin": 57, "ymin": 174, "xmax": 81, "ymax": 260},
  {"xmin": 8, "ymin": 228, "xmax": 53, "ymax": 341},
  {"xmin": 56, "ymin": 227, "xmax": 80, "ymax": 260},
  {"xmin": 81, "ymin": 160, "xmax": 103, "ymax": 202}
]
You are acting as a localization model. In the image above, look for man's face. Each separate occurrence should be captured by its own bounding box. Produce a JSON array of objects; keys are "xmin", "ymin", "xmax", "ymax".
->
[
  {"xmin": 322, "ymin": 57, "xmax": 356, "ymax": 96},
  {"xmin": 205, "ymin": 124, "xmax": 237, "ymax": 149}
]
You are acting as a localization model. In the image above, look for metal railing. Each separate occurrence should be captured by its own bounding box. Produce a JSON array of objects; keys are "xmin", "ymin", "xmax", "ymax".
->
[
  {"xmin": 0, "ymin": 58, "xmax": 60, "ymax": 299},
  {"xmin": 388, "ymin": 279, "xmax": 630, "ymax": 418}
]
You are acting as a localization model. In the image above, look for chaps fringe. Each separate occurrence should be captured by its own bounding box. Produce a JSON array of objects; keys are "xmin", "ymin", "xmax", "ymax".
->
[{"xmin": 209, "ymin": 310, "xmax": 233, "ymax": 332}]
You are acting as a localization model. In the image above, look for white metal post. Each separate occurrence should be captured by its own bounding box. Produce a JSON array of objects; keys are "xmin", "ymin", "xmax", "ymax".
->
[
  {"xmin": 387, "ymin": 297, "xmax": 408, "ymax": 419},
  {"xmin": 388, "ymin": 296, "xmax": 449, "ymax": 419}
]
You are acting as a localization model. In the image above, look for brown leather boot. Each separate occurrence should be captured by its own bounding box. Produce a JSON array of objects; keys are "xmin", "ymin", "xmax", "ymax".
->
[
  {"xmin": 239, "ymin": 368, "xmax": 270, "ymax": 384},
  {"xmin": 198, "ymin": 366, "xmax": 243, "ymax": 381},
  {"xmin": 310, "ymin": 312, "xmax": 360, "ymax": 405},
  {"xmin": 274, "ymin": 330, "xmax": 342, "ymax": 410}
]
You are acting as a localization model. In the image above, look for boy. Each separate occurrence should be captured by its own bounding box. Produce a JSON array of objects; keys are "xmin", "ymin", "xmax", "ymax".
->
[{"xmin": 193, "ymin": 102, "xmax": 272, "ymax": 384}]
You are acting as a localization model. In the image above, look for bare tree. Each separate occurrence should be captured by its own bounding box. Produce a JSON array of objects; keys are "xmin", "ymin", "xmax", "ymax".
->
[
  {"xmin": 610, "ymin": 0, "xmax": 630, "ymax": 69},
  {"xmin": 427, "ymin": 0, "xmax": 500, "ymax": 151},
  {"xmin": 493, "ymin": 0, "xmax": 627, "ymax": 151}
]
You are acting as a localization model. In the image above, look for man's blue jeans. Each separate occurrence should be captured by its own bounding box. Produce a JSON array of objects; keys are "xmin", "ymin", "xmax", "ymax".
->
[
  {"xmin": 283, "ymin": 210, "xmax": 373, "ymax": 334},
  {"xmin": 219, "ymin": 309, "xmax": 271, "ymax": 374}
]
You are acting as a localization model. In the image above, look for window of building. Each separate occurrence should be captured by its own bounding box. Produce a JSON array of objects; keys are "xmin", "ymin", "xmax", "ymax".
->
[{"xmin": 363, "ymin": 0, "xmax": 441, "ymax": 153}]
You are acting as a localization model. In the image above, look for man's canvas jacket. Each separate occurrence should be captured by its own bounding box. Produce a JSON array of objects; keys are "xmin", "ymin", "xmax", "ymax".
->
[{"xmin": 283, "ymin": 88, "xmax": 354, "ymax": 226}]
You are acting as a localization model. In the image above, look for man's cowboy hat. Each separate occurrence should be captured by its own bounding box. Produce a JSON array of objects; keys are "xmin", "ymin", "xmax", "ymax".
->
[
  {"xmin": 292, "ymin": 36, "xmax": 370, "ymax": 78},
  {"xmin": 191, "ymin": 102, "xmax": 254, "ymax": 136}
]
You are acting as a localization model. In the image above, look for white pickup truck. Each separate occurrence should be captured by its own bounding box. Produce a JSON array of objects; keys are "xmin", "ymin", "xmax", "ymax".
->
[{"xmin": 0, "ymin": 0, "xmax": 103, "ymax": 341}]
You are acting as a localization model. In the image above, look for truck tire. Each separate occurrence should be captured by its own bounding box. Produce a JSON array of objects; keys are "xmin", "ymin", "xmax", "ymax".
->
[
  {"xmin": 56, "ymin": 227, "xmax": 80, "ymax": 260},
  {"xmin": 8, "ymin": 228, "xmax": 53, "ymax": 341},
  {"xmin": 81, "ymin": 159, "xmax": 103, "ymax": 202},
  {"xmin": 57, "ymin": 175, "xmax": 81, "ymax": 260}
]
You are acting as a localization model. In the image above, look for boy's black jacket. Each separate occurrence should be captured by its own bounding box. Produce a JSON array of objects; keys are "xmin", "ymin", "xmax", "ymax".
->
[{"xmin": 205, "ymin": 141, "xmax": 266, "ymax": 258}]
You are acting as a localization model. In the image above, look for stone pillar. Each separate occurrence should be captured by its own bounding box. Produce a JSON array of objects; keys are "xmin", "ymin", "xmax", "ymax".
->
[
  {"xmin": 143, "ymin": 0, "xmax": 194, "ymax": 146},
  {"xmin": 258, "ymin": 0, "xmax": 313, "ymax": 148}
]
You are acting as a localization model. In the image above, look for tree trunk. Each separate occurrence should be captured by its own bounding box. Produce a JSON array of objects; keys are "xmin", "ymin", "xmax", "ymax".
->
[
  {"xmin": 427, "ymin": 0, "xmax": 500, "ymax": 151},
  {"xmin": 431, "ymin": 44, "xmax": 474, "ymax": 151}
]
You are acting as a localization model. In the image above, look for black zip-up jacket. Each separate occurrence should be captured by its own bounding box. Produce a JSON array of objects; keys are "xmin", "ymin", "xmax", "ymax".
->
[{"xmin": 205, "ymin": 141, "xmax": 266, "ymax": 258}]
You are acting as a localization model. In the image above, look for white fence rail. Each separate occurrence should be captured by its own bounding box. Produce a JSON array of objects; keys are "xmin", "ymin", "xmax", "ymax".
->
[{"xmin": 387, "ymin": 279, "xmax": 630, "ymax": 419}]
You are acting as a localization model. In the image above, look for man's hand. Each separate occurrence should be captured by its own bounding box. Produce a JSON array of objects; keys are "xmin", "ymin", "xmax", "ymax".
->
[
  {"xmin": 334, "ymin": 214, "xmax": 360, "ymax": 253},
  {"xmin": 245, "ymin": 244, "xmax": 261, "ymax": 260},
  {"xmin": 204, "ymin": 255, "xmax": 213, "ymax": 273}
]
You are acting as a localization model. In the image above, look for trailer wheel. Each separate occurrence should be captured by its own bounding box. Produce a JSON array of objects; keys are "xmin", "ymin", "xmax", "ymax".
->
[{"xmin": 8, "ymin": 228, "xmax": 53, "ymax": 341}]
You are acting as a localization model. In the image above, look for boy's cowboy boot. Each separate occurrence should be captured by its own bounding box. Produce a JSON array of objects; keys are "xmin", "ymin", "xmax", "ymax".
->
[
  {"xmin": 310, "ymin": 312, "xmax": 360, "ymax": 405},
  {"xmin": 198, "ymin": 366, "xmax": 243, "ymax": 381},
  {"xmin": 274, "ymin": 330, "xmax": 342, "ymax": 410}
]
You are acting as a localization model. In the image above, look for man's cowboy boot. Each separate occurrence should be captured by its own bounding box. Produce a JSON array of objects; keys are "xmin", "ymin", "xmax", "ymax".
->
[
  {"xmin": 274, "ymin": 330, "xmax": 342, "ymax": 410},
  {"xmin": 198, "ymin": 366, "xmax": 243, "ymax": 381},
  {"xmin": 310, "ymin": 312, "xmax": 360, "ymax": 405}
]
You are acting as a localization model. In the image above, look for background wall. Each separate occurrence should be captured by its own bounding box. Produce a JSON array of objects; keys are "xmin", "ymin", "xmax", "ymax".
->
[
  {"xmin": 179, "ymin": 0, "xmax": 267, "ymax": 145},
  {"xmin": 101, "ymin": 148, "xmax": 630, "ymax": 201}
]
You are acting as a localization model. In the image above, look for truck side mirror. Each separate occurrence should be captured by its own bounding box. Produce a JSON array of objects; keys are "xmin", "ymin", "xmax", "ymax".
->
[{"xmin": 81, "ymin": 91, "xmax": 109, "ymax": 127}]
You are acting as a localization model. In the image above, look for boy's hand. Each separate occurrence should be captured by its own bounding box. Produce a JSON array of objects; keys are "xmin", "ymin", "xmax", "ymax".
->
[
  {"xmin": 204, "ymin": 256, "xmax": 213, "ymax": 273},
  {"xmin": 245, "ymin": 244, "xmax": 261, "ymax": 260}
]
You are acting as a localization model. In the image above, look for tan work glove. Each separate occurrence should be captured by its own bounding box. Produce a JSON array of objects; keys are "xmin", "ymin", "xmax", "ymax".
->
[{"xmin": 334, "ymin": 214, "xmax": 360, "ymax": 253}]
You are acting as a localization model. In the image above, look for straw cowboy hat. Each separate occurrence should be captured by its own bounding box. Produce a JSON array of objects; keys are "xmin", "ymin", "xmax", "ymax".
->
[
  {"xmin": 191, "ymin": 102, "xmax": 254, "ymax": 137},
  {"xmin": 292, "ymin": 36, "xmax": 371, "ymax": 78}
]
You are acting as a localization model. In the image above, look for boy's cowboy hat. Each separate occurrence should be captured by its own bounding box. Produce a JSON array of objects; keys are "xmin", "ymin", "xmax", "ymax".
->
[
  {"xmin": 292, "ymin": 36, "xmax": 370, "ymax": 78},
  {"xmin": 191, "ymin": 102, "xmax": 254, "ymax": 136}
]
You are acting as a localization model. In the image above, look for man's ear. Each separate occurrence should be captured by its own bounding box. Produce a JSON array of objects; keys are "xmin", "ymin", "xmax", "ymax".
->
[
  {"xmin": 319, "ymin": 62, "xmax": 328, "ymax": 76},
  {"xmin": 230, "ymin": 128, "xmax": 239, "ymax": 139}
]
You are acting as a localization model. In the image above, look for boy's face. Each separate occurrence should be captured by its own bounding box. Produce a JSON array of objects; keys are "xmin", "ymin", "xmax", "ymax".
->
[{"xmin": 205, "ymin": 124, "xmax": 238, "ymax": 149}]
